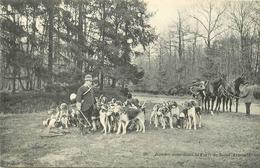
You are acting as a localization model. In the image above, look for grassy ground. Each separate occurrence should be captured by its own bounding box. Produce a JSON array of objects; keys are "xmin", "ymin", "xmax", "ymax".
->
[{"xmin": 1, "ymin": 99, "xmax": 260, "ymax": 167}]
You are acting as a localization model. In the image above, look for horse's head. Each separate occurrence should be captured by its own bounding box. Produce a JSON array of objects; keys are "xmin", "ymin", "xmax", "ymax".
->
[
  {"xmin": 238, "ymin": 73, "xmax": 247, "ymax": 85},
  {"xmin": 234, "ymin": 73, "xmax": 247, "ymax": 91},
  {"xmin": 214, "ymin": 73, "xmax": 226, "ymax": 88},
  {"xmin": 218, "ymin": 73, "xmax": 227, "ymax": 85},
  {"xmin": 211, "ymin": 73, "xmax": 227, "ymax": 90}
]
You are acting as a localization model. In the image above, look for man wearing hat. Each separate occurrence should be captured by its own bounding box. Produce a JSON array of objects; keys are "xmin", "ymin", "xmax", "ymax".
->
[
  {"xmin": 76, "ymin": 74, "xmax": 97, "ymax": 132},
  {"xmin": 240, "ymin": 82, "xmax": 256, "ymax": 115}
]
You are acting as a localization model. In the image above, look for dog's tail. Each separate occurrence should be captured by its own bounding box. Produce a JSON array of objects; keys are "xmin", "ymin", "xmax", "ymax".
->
[{"xmin": 141, "ymin": 101, "xmax": 146, "ymax": 114}]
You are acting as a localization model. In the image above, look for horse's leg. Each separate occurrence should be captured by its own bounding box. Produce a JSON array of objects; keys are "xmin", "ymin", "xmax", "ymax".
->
[
  {"xmin": 226, "ymin": 98, "xmax": 229, "ymax": 111},
  {"xmin": 229, "ymin": 99, "xmax": 232, "ymax": 112},
  {"xmin": 211, "ymin": 96, "xmax": 216, "ymax": 112},
  {"xmin": 235, "ymin": 98, "xmax": 239, "ymax": 113},
  {"xmin": 205, "ymin": 98, "xmax": 208, "ymax": 112},
  {"xmin": 204, "ymin": 97, "xmax": 207, "ymax": 111},
  {"xmin": 201, "ymin": 96, "xmax": 205, "ymax": 111},
  {"xmin": 214, "ymin": 97, "xmax": 218, "ymax": 111},
  {"xmin": 222, "ymin": 96, "xmax": 226, "ymax": 112},
  {"xmin": 215, "ymin": 97, "xmax": 220, "ymax": 112},
  {"xmin": 207, "ymin": 98, "xmax": 210, "ymax": 112},
  {"xmin": 217, "ymin": 97, "xmax": 222, "ymax": 111}
]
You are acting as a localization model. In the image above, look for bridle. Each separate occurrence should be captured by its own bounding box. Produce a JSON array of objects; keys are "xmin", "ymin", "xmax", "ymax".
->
[{"xmin": 221, "ymin": 77, "xmax": 246, "ymax": 99}]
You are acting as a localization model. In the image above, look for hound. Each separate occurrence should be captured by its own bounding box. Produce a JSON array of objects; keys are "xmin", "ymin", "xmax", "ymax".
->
[
  {"xmin": 150, "ymin": 104, "xmax": 160, "ymax": 126},
  {"xmin": 183, "ymin": 100, "xmax": 202, "ymax": 130},
  {"xmin": 114, "ymin": 103, "xmax": 145, "ymax": 135},
  {"xmin": 150, "ymin": 104, "xmax": 172, "ymax": 129},
  {"xmin": 170, "ymin": 102, "xmax": 182, "ymax": 128},
  {"xmin": 99, "ymin": 104, "xmax": 113, "ymax": 134}
]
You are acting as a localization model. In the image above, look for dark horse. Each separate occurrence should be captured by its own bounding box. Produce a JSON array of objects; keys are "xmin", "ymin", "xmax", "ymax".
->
[
  {"xmin": 203, "ymin": 74, "xmax": 226, "ymax": 112},
  {"xmin": 214, "ymin": 85, "xmax": 227, "ymax": 112},
  {"xmin": 217, "ymin": 74, "xmax": 247, "ymax": 112}
]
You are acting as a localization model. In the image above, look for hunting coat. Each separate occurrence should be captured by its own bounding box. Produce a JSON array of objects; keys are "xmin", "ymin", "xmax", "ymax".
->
[
  {"xmin": 76, "ymin": 85, "xmax": 95, "ymax": 111},
  {"xmin": 240, "ymin": 85, "xmax": 256, "ymax": 103}
]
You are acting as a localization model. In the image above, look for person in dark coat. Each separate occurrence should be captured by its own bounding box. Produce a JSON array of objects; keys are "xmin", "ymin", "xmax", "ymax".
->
[
  {"xmin": 76, "ymin": 74, "xmax": 97, "ymax": 132},
  {"xmin": 240, "ymin": 82, "xmax": 257, "ymax": 115}
]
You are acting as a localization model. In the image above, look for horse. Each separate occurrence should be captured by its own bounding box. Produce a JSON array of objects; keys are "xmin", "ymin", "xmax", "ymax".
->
[
  {"xmin": 190, "ymin": 74, "xmax": 226, "ymax": 112},
  {"xmin": 215, "ymin": 84, "xmax": 229, "ymax": 112},
  {"xmin": 203, "ymin": 74, "xmax": 226, "ymax": 112},
  {"xmin": 221, "ymin": 74, "xmax": 247, "ymax": 112}
]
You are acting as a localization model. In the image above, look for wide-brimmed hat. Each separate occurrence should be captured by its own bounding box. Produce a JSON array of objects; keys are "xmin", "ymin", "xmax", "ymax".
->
[{"xmin": 84, "ymin": 74, "xmax": 93, "ymax": 81}]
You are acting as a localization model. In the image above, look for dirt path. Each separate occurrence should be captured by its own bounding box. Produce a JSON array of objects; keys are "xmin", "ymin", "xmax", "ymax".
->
[{"xmin": 1, "ymin": 95, "xmax": 260, "ymax": 167}]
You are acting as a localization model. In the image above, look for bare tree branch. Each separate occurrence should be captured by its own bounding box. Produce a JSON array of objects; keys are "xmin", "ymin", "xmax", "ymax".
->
[
  {"xmin": 191, "ymin": 16, "xmax": 208, "ymax": 32},
  {"xmin": 210, "ymin": 7, "xmax": 226, "ymax": 34},
  {"xmin": 210, "ymin": 29, "xmax": 227, "ymax": 41}
]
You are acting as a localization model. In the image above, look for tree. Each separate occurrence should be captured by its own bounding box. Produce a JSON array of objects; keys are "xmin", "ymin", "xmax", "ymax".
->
[
  {"xmin": 229, "ymin": 1, "xmax": 254, "ymax": 76},
  {"xmin": 191, "ymin": 1, "xmax": 226, "ymax": 49}
]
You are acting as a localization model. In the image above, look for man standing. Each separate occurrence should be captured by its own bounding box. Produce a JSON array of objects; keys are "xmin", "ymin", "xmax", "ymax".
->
[
  {"xmin": 240, "ymin": 82, "xmax": 255, "ymax": 115},
  {"xmin": 76, "ymin": 74, "xmax": 97, "ymax": 132}
]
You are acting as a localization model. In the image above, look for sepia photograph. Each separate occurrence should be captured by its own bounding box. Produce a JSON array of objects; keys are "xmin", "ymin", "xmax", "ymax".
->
[{"xmin": 0, "ymin": 0, "xmax": 260, "ymax": 167}]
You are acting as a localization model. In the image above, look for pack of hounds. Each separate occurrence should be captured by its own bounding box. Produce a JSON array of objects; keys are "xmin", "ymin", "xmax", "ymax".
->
[{"xmin": 43, "ymin": 93, "xmax": 202, "ymax": 135}]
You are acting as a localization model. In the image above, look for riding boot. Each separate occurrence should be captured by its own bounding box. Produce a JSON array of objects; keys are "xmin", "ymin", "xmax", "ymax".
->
[
  {"xmin": 176, "ymin": 119, "xmax": 181, "ymax": 128},
  {"xmin": 245, "ymin": 103, "xmax": 251, "ymax": 115}
]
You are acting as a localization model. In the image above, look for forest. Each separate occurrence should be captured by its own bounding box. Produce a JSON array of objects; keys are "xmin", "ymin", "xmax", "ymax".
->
[
  {"xmin": 133, "ymin": 0, "xmax": 260, "ymax": 94},
  {"xmin": 0, "ymin": 0, "xmax": 156, "ymax": 93},
  {"xmin": 0, "ymin": 0, "xmax": 259, "ymax": 95}
]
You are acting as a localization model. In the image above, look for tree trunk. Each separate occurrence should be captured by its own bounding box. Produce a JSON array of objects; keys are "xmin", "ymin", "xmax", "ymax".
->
[
  {"xmin": 255, "ymin": 30, "xmax": 260, "ymax": 77},
  {"xmin": 77, "ymin": 2, "xmax": 83, "ymax": 71},
  {"xmin": 18, "ymin": 73, "xmax": 26, "ymax": 91},
  {"xmin": 12, "ymin": 67, "xmax": 16, "ymax": 93},
  {"xmin": 48, "ymin": 4, "xmax": 54, "ymax": 84},
  {"xmin": 99, "ymin": 2, "xmax": 106, "ymax": 91},
  {"xmin": 111, "ymin": 78, "xmax": 116, "ymax": 88}
]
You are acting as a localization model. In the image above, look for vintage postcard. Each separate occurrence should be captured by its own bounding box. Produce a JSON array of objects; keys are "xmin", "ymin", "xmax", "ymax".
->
[{"xmin": 0, "ymin": 0, "xmax": 260, "ymax": 167}]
